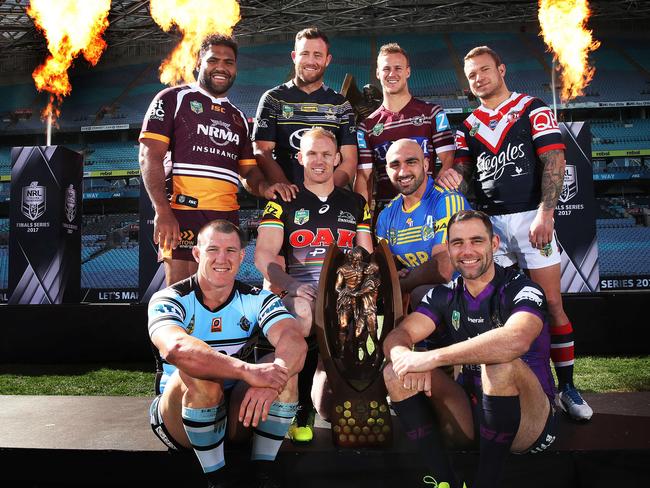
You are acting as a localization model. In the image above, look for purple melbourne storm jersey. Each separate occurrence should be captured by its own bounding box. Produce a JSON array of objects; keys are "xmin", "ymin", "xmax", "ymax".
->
[
  {"xmin": 415, "ymin": 264, "xmax": 555, "ymax": 402},
  {"xmin": 140, "ymin": 83, "xmax": 256, "ymax": 212},
  {"xmin": 454, "ymin": 92, "xmax": 565, "ymax": 215},
  {"xmin": 357, "ymin": 97, "xmax": 455, "ymax": 203},
  {"xmin": 258, "ymin": 185, "xmax": 372, "ymax": 284}
]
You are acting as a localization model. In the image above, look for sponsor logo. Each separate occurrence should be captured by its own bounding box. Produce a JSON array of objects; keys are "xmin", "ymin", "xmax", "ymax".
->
[
  {"xmin": 467, "ymin": 316, "xmax": 484, "ymax": 324},
  {"xmin": 263, "ymin": 201, "xmax": 283, "ymax": 219},
  {"xmin": 152, "ymin": 301, "xmax": 183, "ymax": 318},
  {"xmin": 289, "ymin": 127, "xmax": 317, "ymax": 151},
  {"xmin": 319, "ymin": 204, "xmax": 330, "ymax": 214},
  {"xmin": 256, "ymin": 118, "xmax": 269, "ymax": 129},
  {"xmin": 412, "ymin": 115, "xmax": 424, "ymax": 126},
  {"xmin": 282, "ymin": 104, "xmax": 294, "ymax": 118},
  {"xmin": 146, "ymin": 99, "xmax": 165, "ymax": 121},
  {"xmin": 186, "ymin": 314, "xmax": 195, "ymax": 335},
  {"xmin": 324, "ymin": 107, "xmax": 337, "ymax": 120},
  {"xmin": 476, "ymin": 143, "xmax": 526, "ymax": 182},
  {"xmin": 211, "ymin": 317, "xmax": 222, "ymax": 333},
  {"xmin": 435, "ymin": 112, "xmax": 450, "ymax": 131},
  {"xmin": 488, "ymin": 119, "xmax": 498, "ymax": 129},
  {"xmin": 559, "ymin": 164, "xmax": 578, "ymax": 203},
  {"xmin": 190, "ymin": 101, "xmax": 203, "ymax": 114},
  {"xmin": 337, "ymin": 210, "xmax": 356, "ymax": 224},
  {"xmin": 196, "ymin": 120, "xmax": 240, "ymax": 146},
  {"xmin": 372, "ymin": 123, "xmax": 384, "ymax": 136},
  {"xmin": 363, "ymin": 204, "xmax": 371, "ymax": 221},
  {"xmin": 179, "ymin": 229, "xmax": 196, "ymax": 249},
  {"xmin": 357, "ymin": 130, "xmax": 367, "ymax": 149},
  {"xmin": 211, "ymin": 104, "xmax": 226, "ymax": 113},
  {"xmin": 289, "ymin": 228, "xmax": 356, "ymax": 249},
  {"xmin": 302, "ymin": 103, "xmax": 318, "ymax": 112},
  {"xmin": 513, "ymin": 286, "xmax": 544, "ymax": 307},
  {"xmin": 506, "ymin": 110, "xmax": 520, "ymax": 123},
  {"xmin": 451, "ymin": 310, "xmax": 460, "ymax": 330},
  {"xmin": 64, "ymin": 184, "xmax": 77, "ymax": 223},
  {"xmin": 22, "ymin": 181, "xmax": 46, "ymax": 221},
  {"xmin": 531, "ymin": 108, "xmax": 559, "ymax": 132},
  {"xmin": 406, "ymin": 217, "xmax": 413, "ymax": 228},
  {"xmin": 239, "ymin": 316, "xmax": 251, "ymax": 332},
  {"xmin": 260, "ymin": 298, "xmax": 283, "ymax": 322},
  {"xmin": 294, "ymin": 208, "xmax": 310, "ymax": 225},
  {"xmin": 175, "ymin": 194, "xmax": 198, "ymax": 208}
]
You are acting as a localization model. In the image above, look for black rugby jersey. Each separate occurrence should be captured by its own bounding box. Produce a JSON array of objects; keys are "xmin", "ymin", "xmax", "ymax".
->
[
  {"xmin": 258, "ymin": 185, "xmax": 371, "ymax": 283},
  {"xmin": 252, "ymin": 81, "xmax": 357, "ymax": 184},
  {"xmin": 454, "ymin": 92, "xmax": 565, "ymax": 215},
  {"xmin": 415, "ymin": 264, "xmax": 555, "ymax": 402}
]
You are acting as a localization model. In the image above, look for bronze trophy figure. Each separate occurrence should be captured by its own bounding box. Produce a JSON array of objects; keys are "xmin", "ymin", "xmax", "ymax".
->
[{"xmin": 315, "ymin": 241, "xmax": 402, "ymax": 448}]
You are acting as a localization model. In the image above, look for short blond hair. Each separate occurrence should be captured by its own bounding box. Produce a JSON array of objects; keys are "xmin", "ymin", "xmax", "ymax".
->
[
  {"xmin": 300, "ymin": 127, "xmax": 338, "ymax": 150},
  {"xmin": 464, "ymin": 46, "xmax": 502, "ymax": 67},
  {"xmin": 378, "ymin": 43, "xmax": 409, "ymax": 64}
]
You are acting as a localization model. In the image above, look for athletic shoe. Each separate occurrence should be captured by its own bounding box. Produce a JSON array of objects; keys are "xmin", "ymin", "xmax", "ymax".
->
[
  {"xmin": 422, "ymin": 475, "xmax": 467, "ymax": 487},
  {"xmin": 287, "ymin": 407, "xmax": 315, "ymax": 443},
  {"xmin": 558, "ymin": 384, "xmax": 593, "ymax": 421}
]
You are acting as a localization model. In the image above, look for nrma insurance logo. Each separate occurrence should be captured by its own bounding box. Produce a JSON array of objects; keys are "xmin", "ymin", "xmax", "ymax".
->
[{"xmin": 22, "ymin": 181, "xmax": 46, "ymax": 221}]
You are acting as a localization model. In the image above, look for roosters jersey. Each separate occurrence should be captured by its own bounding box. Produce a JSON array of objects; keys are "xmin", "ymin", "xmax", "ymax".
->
[
  {"xmin": 258, "ymin": 185, "xmax": 372, "ymax": 283},
  {"xmin": 454, "ymin": 92, "xmax": 565, "ymax": 215},
  {"xmin": 140, "ymin": 83, "xmax": 256, "ymax": 211},
  {"xmin": 148, "ymin": 276, "xmax": 293, "ymax": 392},
  {"xmin": 375, "ymin": 177, "xmax": 469, "ymax": 269},
  {"xmin": 252, "ymin": 81, "xmax": 357, "ymax": 184},
  {"xmin": 357, "ymin": 97, "xmax": 456, "ymax": 203},
  {"xmin": 416, "ymin": 264, "xmax": 555, "ymax": 402}
]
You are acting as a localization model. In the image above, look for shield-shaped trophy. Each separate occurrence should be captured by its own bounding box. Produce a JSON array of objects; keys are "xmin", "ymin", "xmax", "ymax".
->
[{"xmin": 315, "ymin": 240, "xmax": 402, "ymax": 448}]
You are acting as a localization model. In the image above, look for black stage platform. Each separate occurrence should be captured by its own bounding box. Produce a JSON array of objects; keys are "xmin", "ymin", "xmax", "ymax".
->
[{"xmin": 0, "ymin": 393, "xmax": 648, "ymax": 488}]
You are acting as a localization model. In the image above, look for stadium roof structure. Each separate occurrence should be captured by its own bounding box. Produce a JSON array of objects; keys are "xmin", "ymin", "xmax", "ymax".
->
[{"xmin": 1, "ymin": 0, "xmax": 650, "ymax": 72}]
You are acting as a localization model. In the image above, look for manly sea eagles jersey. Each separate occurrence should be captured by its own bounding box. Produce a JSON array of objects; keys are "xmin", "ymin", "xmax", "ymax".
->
[
  {"xmin": 454, "ymin": 92, "xmax": 565, "ymax": 215},
  {"xmin": 376, "ymin": 177, "xmax": 469, "ymax": 269},
  {"xmin": 357, "ymin": 97, "xmax": 456, "ymax": 203},
  {"xmin": 258, "ymin": 185, "xmax": 372, "ymax": 283},
  {"xmin": 140, "ymin": 83, "xmax": 256, "ymax": 212},
  {"xmin": 252, "ymin": 81, "xmax": 357, "ymax": 184},
  {"xmin": 148, "ymin": 276, "xmax": 293, "ymax": 393},
  {"xmin": 416, "ymin": 264, "xmax": 555, "ymax": 402}
]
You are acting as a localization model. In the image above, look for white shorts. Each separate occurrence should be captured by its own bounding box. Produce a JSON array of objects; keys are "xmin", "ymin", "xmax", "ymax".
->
[{"xmin": 490, "ymin": 210, "xmax": 561, "ymax": 270}]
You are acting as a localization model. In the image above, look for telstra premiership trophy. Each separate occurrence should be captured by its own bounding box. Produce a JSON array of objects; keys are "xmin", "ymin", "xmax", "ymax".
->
[{"xmin": 315, "ymin": 241, "xmax": 402, "ymax": 448}]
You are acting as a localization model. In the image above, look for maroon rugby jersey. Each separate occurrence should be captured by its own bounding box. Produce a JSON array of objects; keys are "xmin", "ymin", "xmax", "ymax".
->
[
  {"xmin": 454, "ymin": 92, "xmax": 565, "ymax": 215},
  {"xmin": 139, "ymin": 83, "xmax": 256, "ymax": 211},
  {"xmin": 357, "ymin": 97, "xmax": 455, "ymax": 203}
]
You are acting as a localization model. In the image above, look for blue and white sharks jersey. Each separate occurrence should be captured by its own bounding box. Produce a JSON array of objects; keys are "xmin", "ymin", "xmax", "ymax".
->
[{"xmin": 148, "ymin": 275, "xmax": 294, "ymax": 392}]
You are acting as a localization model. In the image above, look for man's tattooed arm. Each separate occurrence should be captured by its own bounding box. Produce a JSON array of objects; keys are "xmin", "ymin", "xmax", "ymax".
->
[{"xmin": 539, "ymin": 149, "xmax": 565, "ymax": 211}]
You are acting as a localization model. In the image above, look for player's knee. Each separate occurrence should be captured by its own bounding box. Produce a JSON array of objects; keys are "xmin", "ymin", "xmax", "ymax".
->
[
  {"xmin": 180, "ymin": 372, "xmax": 224, "ymax": 405},
  {"xmin": 481, "ymin": 361, "xmax": 518, "ymax": 396}
]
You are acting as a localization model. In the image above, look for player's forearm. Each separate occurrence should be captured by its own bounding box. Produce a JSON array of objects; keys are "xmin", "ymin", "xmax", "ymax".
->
[
  {"xmin": 254, "ymin": 148, "xmax": 291, "ymax": 185},
  {"xmin": 539, "ymin": 149, "xmax": 566, "ymax": 212},
  {"xmin": 271, "ymin": 328, "xmax": 307, "ymax": 376},
  {"xmin": 255, "ymin": 249, "xmax": 294, "ymax": 291},
  {"xmin": 139, "ymin": 153, "xmax": 170, "ymax": 212},
  {"xmin": 353, "ymin": 170, "xmax": 372, "ymax": 206},
  {"xmin": 451, "ymin": 161, "xmax": 473, "ymax": 195},
  {"xmin": 239, "ymin": 166, "xmax": 268, "ymax": 198},
  {"xmin": 383, "ymin": 327, "xmax": 415, "ymax": 362},
  {"xmin": 334, "ymin": 146, "xmax": 358, "ymax": 188},
  {"xmin": 333, "ymin": 167, "xmax": 351, "ymax": 187}
]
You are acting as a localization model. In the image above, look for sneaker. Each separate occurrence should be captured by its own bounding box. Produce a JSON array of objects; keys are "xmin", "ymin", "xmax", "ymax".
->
[
  {"xmin": 558, "ymin": 384, "xmax": 593, "ymax": 421},
  {"xmin": 287, "ymin": 407, "xmax": 315, "ymax": 443},
  {"xmin": 422, "ymin": 476, "xmax": 467, "ymax": 487}
]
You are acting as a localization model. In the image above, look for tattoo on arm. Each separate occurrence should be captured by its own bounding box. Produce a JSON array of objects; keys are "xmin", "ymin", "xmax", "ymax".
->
[
  {"xmin": 454, "ymin": 162, "xmax": 473, "ymax": 195},
  {"xmin": 539, "ymin": 150, "xmax": 565, "ymax": 211}
]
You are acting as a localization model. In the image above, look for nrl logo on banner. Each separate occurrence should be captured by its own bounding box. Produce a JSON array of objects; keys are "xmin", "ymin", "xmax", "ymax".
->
[
  {"xmin": 22, "ymin": 181, "xmax": 46, "ymax": 221},
  {"xmin": 559, "ymin": 164, "xmax": 578, "ymax": 203},
  {"xmin": 65, "ymin": 184, "xmax": 77, "ymax": 222}
]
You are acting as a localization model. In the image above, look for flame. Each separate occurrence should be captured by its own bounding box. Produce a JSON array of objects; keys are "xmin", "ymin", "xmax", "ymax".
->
[
  {"xmin": 150, "ymin": 0, "xmax": 241, "ymax": 86},
  {"xmin": 27, "ymin": 0, "xmax": 111, "ymax": 120},
  {"xmin": 538, "ymin": 0, "xmax": 600, "ymax": 101}
]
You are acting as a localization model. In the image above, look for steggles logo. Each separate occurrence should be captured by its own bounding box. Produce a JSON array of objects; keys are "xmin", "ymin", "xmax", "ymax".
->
[{"xmin": 476, "ymin": 143, "xmax": 526, "ymax": 181}]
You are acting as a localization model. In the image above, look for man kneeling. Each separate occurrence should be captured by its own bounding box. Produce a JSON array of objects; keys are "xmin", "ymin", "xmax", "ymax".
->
[
  {"xmin": 147, "ymin": 220, "xmax": 306, "ymax": 488},
  {"xmin": 383, "ymin": 210, "xmax": 556, "ymax": 488}
]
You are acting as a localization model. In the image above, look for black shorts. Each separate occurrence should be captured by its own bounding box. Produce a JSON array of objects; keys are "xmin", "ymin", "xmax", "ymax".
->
[{"xmin": 161, "ymin": 209, "xmax": 239, "ymax": 261}]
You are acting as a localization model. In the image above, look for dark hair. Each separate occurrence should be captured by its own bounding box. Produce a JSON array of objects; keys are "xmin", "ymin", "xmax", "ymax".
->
[
  {"xmin": 197, "ymin": 219, "xmax": 245, "ymax": 248},
  {"xmin": 447, "ymin": 210, "xmax": 494, "ymax": 239},
  {"xmin": 378, "ymin": 42, "xmax": 410, "ymax": 65},
  {"xmin": 464, "ymin": 45, "xmax": 502, "ymax": 67},
  {"xmin": 295, "ymin": 26, "xmax": 330, "ymax": 51},
  {"xmin": 199, "ymin": 34, "xmax": 238, "ymax": 60}
]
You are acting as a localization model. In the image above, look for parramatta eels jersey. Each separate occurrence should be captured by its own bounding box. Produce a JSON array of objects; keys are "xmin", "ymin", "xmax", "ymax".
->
[
  {"xmin": 148, "ymin": 275, "xmax": 293, "ymax": 393},
  {"xmin": 454, "ymin": 92, "xmax": 565, "ymax": 215},
  {"xmin": 258, "ymin": 185, "xmax": 372, "ymax": 283},
  {"xmin": 252, "ymin": 81, "xmax": 357, "ymax": 184},
  {"xmin": 376, "ymin": 177, "xmax": 469, "ymax": 269},
  {"xmin": 358, "ymin": 97, "xmax": 456, "ymax": 203},
  {"xmin": 416, "ymin": 264, "xmax": 555, "ymax": 402},
  {"xmin": 140, "ymin": 83, "xmax": 256, "ymax": 212}
]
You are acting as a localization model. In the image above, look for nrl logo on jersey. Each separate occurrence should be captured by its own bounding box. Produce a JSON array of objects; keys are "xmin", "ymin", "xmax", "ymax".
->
[
  {"xmin": 22, "ymin": 181, "xmax": 46, "ymax": 221},
  {"xmin": 294, "ymin": 208, "xmax": 310, "ymax": 225},
  {"xmin": 559, "ymin": 165, "xmax": 578, "ymax": 203},
  {"xmin": 282, "ymin": 104, "xmax": 294, "ymax": 119},
  {"xmin": 190, "ymin": 101, "xmax": 203, "ymax": 114},
  {"xmin": 372, "ymin": 123, "xmax": 384, "ymax": 136}
]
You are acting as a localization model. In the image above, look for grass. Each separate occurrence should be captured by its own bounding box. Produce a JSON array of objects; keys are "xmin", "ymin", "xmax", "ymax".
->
[{"xmin": 0, "ymin": 356, "xmax": 648, "ymax": 396}]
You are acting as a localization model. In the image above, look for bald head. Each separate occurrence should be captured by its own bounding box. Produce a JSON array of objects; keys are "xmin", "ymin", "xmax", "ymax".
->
[{"xmin": 385, "ymin": 138, "xmax": 429, "ymax": 197}]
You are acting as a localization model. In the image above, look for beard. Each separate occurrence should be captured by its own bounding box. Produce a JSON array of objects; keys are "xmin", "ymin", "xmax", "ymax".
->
[
  {"xmin": 200, "ymin": 70, "xmax": 236, "ymax": 97},
  {"xmin": 393, "ymin": 171, "xmax": 425, "ymax": 196}
]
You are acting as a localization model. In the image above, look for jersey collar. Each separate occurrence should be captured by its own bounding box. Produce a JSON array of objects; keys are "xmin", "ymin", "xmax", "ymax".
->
[
  {"xmin": 286, "ymin": 79, "xmax": 328, "ymax": 94},
  {"xmin": 192, "ymin": 83, "xmax": 230, "ymax": 104},
  {"xmin": 477, "ymin": 91, "xmax": 519, "ymax": 116},
  {"xmin": 193, "ymin": 274, "xmax": 238, "ymax": 313}
]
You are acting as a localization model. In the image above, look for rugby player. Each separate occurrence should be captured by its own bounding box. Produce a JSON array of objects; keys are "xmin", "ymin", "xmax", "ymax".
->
[
  {"xmin": 354, "ymin": 43, "xmax": 456, "ymax": 216},
  {"xmin": 437, "ymin": 46, "xmax": 592, "ymax": 420},
  {"xmin": 147, "ymin": 220, "xmax": 306, "ymax": 488},
  {"xmin": 376, "ymin": 139, "xmax": 469, "ymax": 306},
  {"xmin": 384, "ymin": 210, "xmax": 557, "ymax": 488},
  {"xmin": 252, "ymin": 27, "xmax": 358, "ymax": 187},
  {"xmin": 139, "ymin": 34, "xmax": 294, "ymax": 286},
  {"xmin": 255, "ymin": 127, "xmax": 373, "ymax": 443}
]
